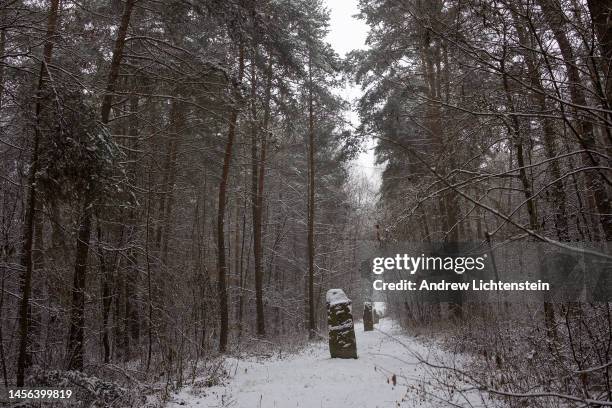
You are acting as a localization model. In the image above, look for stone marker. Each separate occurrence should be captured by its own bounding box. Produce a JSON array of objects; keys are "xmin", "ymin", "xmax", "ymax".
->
[
  {"xmin": 363, "ymin": 302, "xmax": 374, "ymax": 331},
  {"xmin": 326, "ymin": 289, "xmax": 357, "ymax": 359}
]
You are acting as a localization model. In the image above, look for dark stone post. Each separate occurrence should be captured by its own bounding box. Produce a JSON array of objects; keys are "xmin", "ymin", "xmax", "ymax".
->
[
  {"xmin": 363, "ymin": 302, "xmax": 374, "ymax": 331},
  {"xmin": 326, "ymin": 289, "xmax": 357, "ymax": 358}
]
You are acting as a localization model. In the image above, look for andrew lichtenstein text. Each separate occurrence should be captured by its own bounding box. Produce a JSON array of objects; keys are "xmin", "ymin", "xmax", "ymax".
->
[{"xmin": 371, "ymin": 254, "xmax": 550, "ymax": 292}]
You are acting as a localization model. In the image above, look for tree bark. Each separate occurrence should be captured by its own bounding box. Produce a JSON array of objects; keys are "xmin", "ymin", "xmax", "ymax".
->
[
  {"xmin": 250, "ymin": 50, "xmax": 265, "ymax": 337},
  {"xmin": 217, "ymin": 44, "xmax": 244, "ymax": 352},
  {"xmin": 125, "ymin": 94, "xmax": 140, "ymax": 355},
  {"xmin": 100, "ymin": 0, "xmax": 136, "ymax": 125},
  {"xmin": 17, "ymin": 0, "xmax": 59, "ymax": 385},
  {"xmin": 307, "ymin": 53, "xmax": 316, "ymax": 339},
  {"xmin": 251, "ymin": 54, "xmax": 273, "ymax": 337},
  {"xmin": 587, "ymin": 0, "xmax": 612, "ymax": 108},
  {"xmin": 501, "ymin": 45, "xmax": 539, "ymax": 233},
  {"xmin": 97, "ymin": 219, "xmax": 112, "ymax": 364},
  {"xmin": 67, "ymin": 203, "xmax": 93, "ymax": 370},
  {"xmin": 0, "ymin": 18, "xmax": 9, "ymax": 377},
  {"xmin": 66, "ymin": 0, "xmax": 136, "ymax": 370}
]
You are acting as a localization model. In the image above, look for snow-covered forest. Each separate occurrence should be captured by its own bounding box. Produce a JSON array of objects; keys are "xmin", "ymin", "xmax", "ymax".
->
[{"xmin": 0, "ymin": 0, "xmax": 611, "ymax": 406}]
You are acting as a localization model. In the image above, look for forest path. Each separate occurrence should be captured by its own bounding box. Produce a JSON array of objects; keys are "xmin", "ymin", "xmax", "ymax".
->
[{"xmin": 168, "ymin": 319, "xmax": 444, "ymax": 408}]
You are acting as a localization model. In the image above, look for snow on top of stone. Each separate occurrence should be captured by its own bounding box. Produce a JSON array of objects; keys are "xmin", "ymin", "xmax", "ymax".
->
[{"xmin": 326, "ymin": 289, "xmax": 349, "ymax": 306}]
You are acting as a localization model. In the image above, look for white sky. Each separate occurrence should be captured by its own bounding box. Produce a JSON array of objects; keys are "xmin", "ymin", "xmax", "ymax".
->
[{"xmin": 323, "ymin": 0, "xmax": 382, "ymax": 188}]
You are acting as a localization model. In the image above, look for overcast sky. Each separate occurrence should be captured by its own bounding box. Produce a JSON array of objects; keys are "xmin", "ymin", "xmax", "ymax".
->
[
  {"xmin": 324, "ymin": 0, "xmax": 367, "ymax": 56},
  {"xmin": 323, "ymin": 0, "xmax": 382, "ymax": 187}
]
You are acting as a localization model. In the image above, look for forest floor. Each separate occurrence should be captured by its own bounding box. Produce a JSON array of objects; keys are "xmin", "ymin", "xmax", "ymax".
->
[{"xmin": 166, "ymin": 318, "xmax": 482, "ymax": 407}]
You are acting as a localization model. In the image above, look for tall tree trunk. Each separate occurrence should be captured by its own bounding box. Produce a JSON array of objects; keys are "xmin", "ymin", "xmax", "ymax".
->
[
  {"xmin": 67, "ymin": 0, "xmax": 136, "ymax": 371},
  {"xmin": 124, "ymin": 238, "xmax": 138, "ymax": 360},
  {"xmin": 251, "ymin": 54, "xmax": 273, "ymax": 337},
  {"xmin": 99, "ymin": 0, "xmax": 136, "ymax": 125},
  {"xmin": 29, "ymin": 204, "xmax": 44, "ymax": 359},
  {"xmin": 217, "ymin": 45, "xmax": 244, "ymax": 352},
  {"xmin": 0, "ymin": 246, "xmax": 7, "ymax": 387},
  {"xmin": 125, "ymin": 94, "xmax": 140, "ymax": 355},
  {"xmin": 155, "ymin": 99, "xmax": 181, "ymax": 255},
  {"xmin": 307, "ymin": 53, "xmax": 316, "ymax": 339},
  {"xmin": 238, "ymin": 189, "xmax": 247, "ymax": 338},
  {"xmin": 67, "ymin": 202, "xmax": 93, "ymax": 370},
  {"xmin": 586, "ymin": 0, "xmax": 612, "ymax": 109},
  {"xmin": 0, "ymin": 21, "xmax": 9, "ymax": 377},
  {"xmin": 501, "ymin": 47, "xmax": 539, "ymax": 232},
  {"xmin": 417, "ymin": 0, "xmax": 462, "ymax": 316},
  {"xmin": 250, "ymin": 50, "xmax": 265, "ymax": 337},
  {"xmin": 97, "ymin": 219, "xmax": 112, "ymax": 364},
  {"xmin": 17, "ymin": 0, "xmax": 59, "ymax": 385},
  {"xmin": 256, "ymin": 57, "xmax": 272, "ymax": 334},
  {"xmin": 145, "ymin": 171, "xmax": 153, "ymax": 371}
]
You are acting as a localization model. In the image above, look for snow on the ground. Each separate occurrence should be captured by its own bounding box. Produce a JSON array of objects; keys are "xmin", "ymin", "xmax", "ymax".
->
[{"xmin": 167, "ymin": 318, "xmax": 479, "ymax": 407}]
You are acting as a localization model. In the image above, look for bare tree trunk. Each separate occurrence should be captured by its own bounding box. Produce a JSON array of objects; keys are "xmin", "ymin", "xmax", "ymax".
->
[
  {"xmin": 145, "ymin": 169, "xmax": 153, "ymax": 371},
  {"xmin": 67, "ymin": 0, "xmax": 136, "ymax": 371},
  {"xmin": 307, "ymin": 53, "xmax": 316, "ymax": 339},
  {"xmin": 501, "ymin": 46, "xmax": 539, "ymax": 232},
  {"xmin": 251, "ymin": 54, "xmax": 273, "ymax": 337},
  {"xmin": 124, "ymin": 240, "xmax": 139, "ymax": 360},
  {"xmin": 417, "ymin": 1, "xmax": 462, "ymax": 317},
  {"xmin": 125, "ymin": 94, "xmax": 140, "ymax": 356},
  {"xmin": 0, "ymin": 73, "xmax": 9, "ymax": 384},
  {"xmin": 17, "ymin": 0, "xmax": 59, "ymax": 385},
  {"xmin": 67, "ymin": 202, "xmax": 93, "ymax": 370},
  {"xmin": 256, "ymin": 57, "xmax": 272, "ymax": 333},
  {"xmin": 250, "ymin": 50, "xmax": 265, "ymax": 337},
  {"xmin": 238, "ymin": 193, "xmax": 247, "ymax": 338},
  {"xmin": 156, "ymin": 99, "xmax": 181, "ymax": 258},
  {"xmin": 97, "ymin": 219, "xmax": 112, "ymax": 364},
  {"xmin": 586, "ymin": 0, "xmax": 612, "ymax": 108},
  {"xmin": 100, "ymin": 0, "xmax": 136, "ymax": 125},
  {"xmin": 29, "ymin": 203, "xmax": 44, "ymax": 358},
  {"xmin": 217, "ymin": 45, "xmax": 244, "ymax": 352}
]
